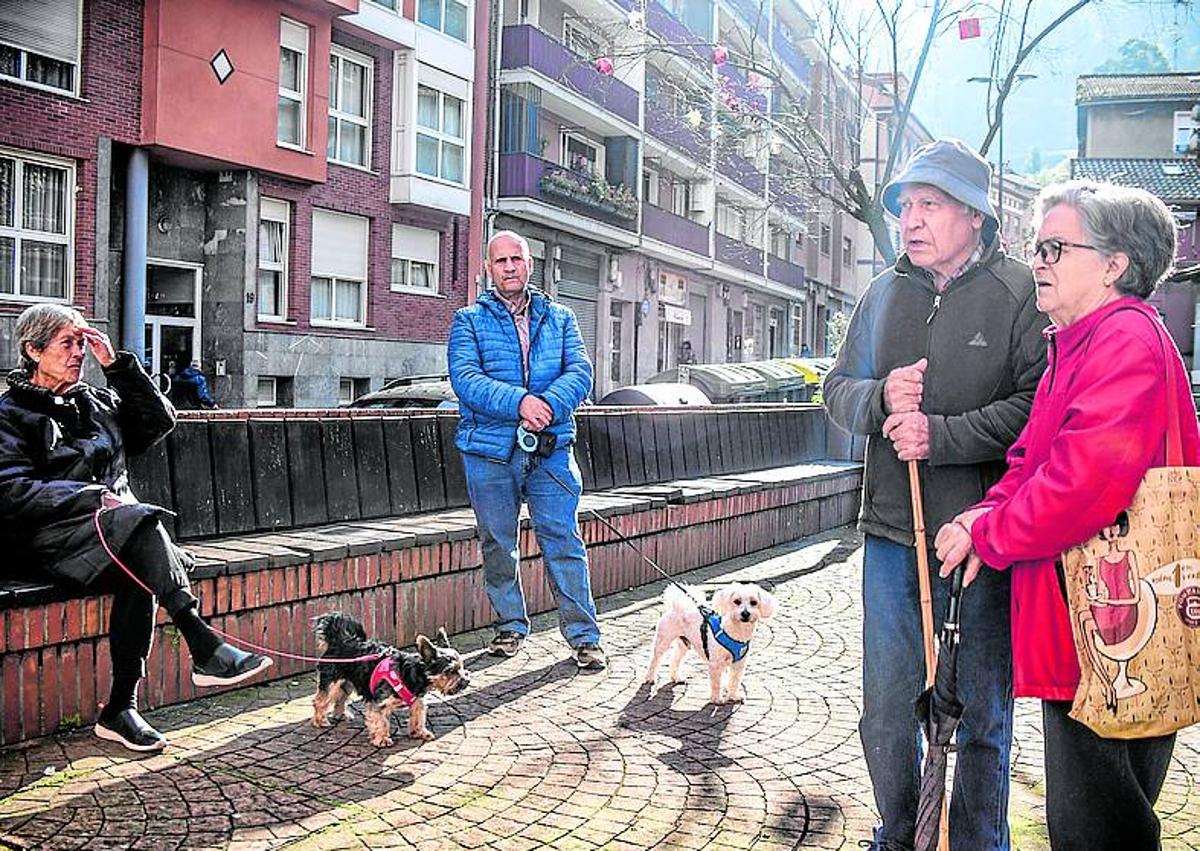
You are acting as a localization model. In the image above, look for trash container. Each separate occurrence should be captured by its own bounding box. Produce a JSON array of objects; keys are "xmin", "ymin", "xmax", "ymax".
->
[
  {"xmin": 649, "ymin": 364, "xmax": 767, "ymax": 403},
  {"xmin": 597, "ymin": 383, "xmax": 713, "ymax": 406}
]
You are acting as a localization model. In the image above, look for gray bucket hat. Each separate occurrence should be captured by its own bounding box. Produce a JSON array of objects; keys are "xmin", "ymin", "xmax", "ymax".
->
[{"xmin": 882, "ymin": 138, "xmax": 999, "ymax": 244}]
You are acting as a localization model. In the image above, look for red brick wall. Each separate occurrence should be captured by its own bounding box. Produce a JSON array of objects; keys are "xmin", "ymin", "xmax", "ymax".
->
[
  {"xmin": 259, "ymin": 28, "xmax": 470, "ymax": 345},
  {"xmin": 0, "ymin": 0, "xmax": 143, "ymax": 322}
]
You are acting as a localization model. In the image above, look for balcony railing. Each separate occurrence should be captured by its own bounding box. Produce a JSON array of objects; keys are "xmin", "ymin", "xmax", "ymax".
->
[
  {"xmin": 716, "ymin": 149, "xmax": 766, "ymax": 195},
  {"xmin": 770, "ymin": 184, "xmax": 806, "ymax": 219},
  {"xmin": 717, "ymin": 64, "xmax": 767, "ymax": 113},
  {"xmin": 501, "ymin": 25, "xmax": 640, "ymax": 125},
  {"xmin": 646, "ymin": 1, "xmax": 709, "ymax": 58},
  {"xmin": 715, "ymin": 231, "xmax": 764, "ymax": 274},
  {"xmin": 499, "ymin": 152, "xmax": 638, "ymax": 230},
  {"xmin": 772, "ymin": 28, "xmax": 811, "ymax": 83},
  {"xmin": 642, "ymin": 204, "xmax": 711, "ymax": 256},
  {"xmin": 767, "ymin": 255, "xmax": 805, "ymax": 288},
  {"xmin": 645, "ymin": 108, "xmax": 709, "ymax": 161}
]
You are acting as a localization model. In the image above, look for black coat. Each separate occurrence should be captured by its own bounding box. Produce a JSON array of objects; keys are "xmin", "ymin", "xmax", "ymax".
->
[{"xmin": 0, "ymin": 352, "xmax": 178, "ymax": 584}]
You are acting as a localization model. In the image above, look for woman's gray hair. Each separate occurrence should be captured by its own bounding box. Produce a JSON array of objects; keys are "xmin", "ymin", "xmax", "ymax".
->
[
  {"xmin": 15, "ymin": 303, "xmax": 85, "ymax": 374},
  {"xmin": 1035, "ymin": 180, "xmax": 1177, "ymax": 299}
]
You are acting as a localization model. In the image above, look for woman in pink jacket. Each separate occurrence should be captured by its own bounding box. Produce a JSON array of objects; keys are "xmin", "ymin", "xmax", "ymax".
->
[{"xmin": 934, "ymin": 180, "xmax": 1198, "ymax": 850}]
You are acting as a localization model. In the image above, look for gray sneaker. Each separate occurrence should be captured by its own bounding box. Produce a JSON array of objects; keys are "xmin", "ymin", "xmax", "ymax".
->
[
  {"xmin": 572, "ymin": 643, "xmax": 606, "ymax": 670},
  {"xmin": 489, "ymin": 631, "xmax": 524, "ymax": 657}
]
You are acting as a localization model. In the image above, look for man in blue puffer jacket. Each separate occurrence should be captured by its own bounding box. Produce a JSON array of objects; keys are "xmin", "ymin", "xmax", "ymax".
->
[{"xmin": 448, "ymin": 230, "xmax": 605, "ymax": 669}]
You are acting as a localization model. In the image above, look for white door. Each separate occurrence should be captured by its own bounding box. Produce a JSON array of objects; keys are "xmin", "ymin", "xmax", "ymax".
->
[{"xmin": 144, "ymin": 259, "xmax": 202, "ymax": 392}]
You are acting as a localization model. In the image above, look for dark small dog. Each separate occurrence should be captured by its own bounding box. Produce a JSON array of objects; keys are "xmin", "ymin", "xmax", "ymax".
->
[{"xmin": 311, "ymin": 613, "xmax": 470, "ymax": 746}]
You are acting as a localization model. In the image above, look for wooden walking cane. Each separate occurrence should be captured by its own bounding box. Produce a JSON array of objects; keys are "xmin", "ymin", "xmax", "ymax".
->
[{"xmin": 908, "ymin": 459, "xmax": 949, "ymax": 851}]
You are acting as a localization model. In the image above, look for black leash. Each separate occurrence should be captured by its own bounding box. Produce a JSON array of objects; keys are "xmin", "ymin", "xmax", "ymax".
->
[{"xmin": 517, "ymin": 426, "xmax": 701, "ymax": 605}]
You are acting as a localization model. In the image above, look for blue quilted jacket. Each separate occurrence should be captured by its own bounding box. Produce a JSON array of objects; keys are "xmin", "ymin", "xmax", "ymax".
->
[{"xmin": 448, "ymin": 287, "xmax": 593, "ymax": 461}]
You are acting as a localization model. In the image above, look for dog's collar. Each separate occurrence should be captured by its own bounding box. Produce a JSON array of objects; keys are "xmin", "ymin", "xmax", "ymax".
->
[
  {"xmin": 369, "ymin": 657, "xmax": 417, "ymax": 706},
  {"xmin": 699, "ymin": 606, "xmax": 750, "ymax": 663}
]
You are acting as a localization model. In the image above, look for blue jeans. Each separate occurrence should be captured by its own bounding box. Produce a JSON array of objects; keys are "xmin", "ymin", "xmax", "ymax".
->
[
  {"xmin": 462, "ymin": 447, "xmax": 600, "ymax": 648},
  {"xmin": 861, "ymin": 535, "xmax": 1013, "ymax": 851}
]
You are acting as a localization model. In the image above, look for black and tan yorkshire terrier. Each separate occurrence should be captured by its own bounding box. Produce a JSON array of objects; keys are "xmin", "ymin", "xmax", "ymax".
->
[{"xmin": 311, "ymin": 613, "xmax": 470, "ymax": 746}]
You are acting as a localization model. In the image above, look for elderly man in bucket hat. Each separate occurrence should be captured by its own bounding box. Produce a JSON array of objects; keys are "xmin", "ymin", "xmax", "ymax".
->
[{"xmin": 824, "ymin": 139, "xmax": 1047, "ymax": 850}]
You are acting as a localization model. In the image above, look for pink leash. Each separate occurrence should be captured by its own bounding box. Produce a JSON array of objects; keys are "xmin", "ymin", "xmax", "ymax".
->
[{"xmin": 92, "ymin": 508, "xmax": 383, "ymax": 664}]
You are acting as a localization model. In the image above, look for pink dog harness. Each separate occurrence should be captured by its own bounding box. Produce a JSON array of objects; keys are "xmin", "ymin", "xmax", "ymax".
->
[{"xmin": 369, "ymin": 657, "xmax": 417, "ymax": 706}]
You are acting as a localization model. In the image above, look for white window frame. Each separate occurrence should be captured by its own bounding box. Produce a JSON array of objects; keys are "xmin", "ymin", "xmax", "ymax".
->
[
  {"xmin": 257, "ymin": 198, "xmax": 289, "ymax": 321},
  {"xmin": 339, "ymin": 377, "xmax": 356, "ymax": 406},
  {"xmin": 717, "ymin": 204, "xmax": 745, "ymax": 241},
  {"xmin": 642, "ymin": 168, "xmax": 660, "ymax": 206},
  {"xmin": 277, "ymin": 17, "xmax": 310, "ymax": 150},
  {"xmin": 391, "ymin": 224, "xmax": 440, "ymax": 296},
  {"xmin": 415, "ymin": 84, "xmax": 466, "ymax": 185},
  {"xmin": 1174, "ymin": 109, "xmax": 1197, "ymax": 155},
  {"xmin": 416, "ymin": 0, "xmax": 470, "ymax": 42},
  {"xmin": 0, "ymin": 148, "xmax": 75, "ymax": 303},
  {"xmin": 561, "ymin": 131, "xmax": 603, "ymax": 177},
  {"xmin": 328, "ymin": 45, "xmax": 373, "ymax": 169},
  {"xmin": 256, "ymin": 376, "xmax": 278, "ymax": 407},
  {"xmin": 670, "ymin": 179, "xmax": 691, "ymax": 217},
  {"xmin": 563, "ymin": 18, "xmax": 603, "ymax": 59},
  {"xmin": 0, "ymin": 1, "xmax": 81, "ymax": 96},
  {"xmin": 842, "ymin": 235, "xmax": 853, "ymax": 267},
  {"xmin": 310, "ymin": 209, "xmax": 369, "ymax": 328}
]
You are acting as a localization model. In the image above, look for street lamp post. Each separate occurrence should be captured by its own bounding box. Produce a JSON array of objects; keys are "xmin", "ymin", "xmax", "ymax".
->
[{"xmin": 968, "ymin": 73, "xmax": 1036, "ymax": 242}]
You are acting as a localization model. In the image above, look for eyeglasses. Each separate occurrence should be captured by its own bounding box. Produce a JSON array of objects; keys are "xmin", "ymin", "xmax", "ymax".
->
[{"xmin": 1025, "ymin": 237, "xmax": 1101, "ymax": 265}]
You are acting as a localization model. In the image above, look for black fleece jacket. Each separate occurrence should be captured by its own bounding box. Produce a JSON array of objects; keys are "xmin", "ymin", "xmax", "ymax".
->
[
  {"xmin": 823, "ymin": 241, "xmax": 1048, "ymax": 546},
  {"xmin": 0, "ymin": 352, "xmax": 177, "ymax": 584}
]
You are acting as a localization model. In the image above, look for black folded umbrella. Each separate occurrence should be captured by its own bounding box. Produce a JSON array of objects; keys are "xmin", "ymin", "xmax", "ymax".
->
[{"xmin": 914, "ymin": 565, "xmax": 966, "ymax": 851}]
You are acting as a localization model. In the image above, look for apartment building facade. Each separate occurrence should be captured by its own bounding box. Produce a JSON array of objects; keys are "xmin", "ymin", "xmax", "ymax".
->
[
  {"xmin": 487, "ymin": 0, "xmax": 865, "ymax": 397},
  {"xmin": 0, "ymin": 0, "xmax": 478, "ymax": 407}
]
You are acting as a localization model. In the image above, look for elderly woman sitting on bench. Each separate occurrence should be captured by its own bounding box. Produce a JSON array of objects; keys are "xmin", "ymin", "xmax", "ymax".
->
[{"xmin": 0, "ymin": 304, "xmax": 272, "ymax": 752}]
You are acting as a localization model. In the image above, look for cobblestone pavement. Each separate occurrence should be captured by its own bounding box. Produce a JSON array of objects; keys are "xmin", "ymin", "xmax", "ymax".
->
[{"xmin": 1, "ymin": 529, "xmax": 1198, "ymax": 850}]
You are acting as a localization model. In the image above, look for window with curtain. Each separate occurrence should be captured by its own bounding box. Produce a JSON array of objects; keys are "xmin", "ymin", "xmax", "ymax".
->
[
  {"xmin": 0, "ymin": 151, "xmax": 72, "ymax": 300},
  {"xmin": 328, "ymin": 46, "xmax": 372, "ymax": 168},
  {"xmin": 277, "ymin": 18, "xmax": 309, "ymax": 148},
  {"xmin": 391, "ymin": 224, "xmax": 440, "ymax": 294},
  {"xmin": 0, "ymin": 0, "xmax": 80, "ymax": 94},
  {"xmin": 311, "ymin": 209, "xmax": 368, "ymax": 326},
  {"xmin": 417, "ymin": 0, "xmax": 468, "ymax": 41},
  {"xmin": 416, "ymin": 85, "xmax": 465, "ymax": 184},
  {"xmin": 257, "ymin": 198, "xmax": 289, "ymax": 320}
]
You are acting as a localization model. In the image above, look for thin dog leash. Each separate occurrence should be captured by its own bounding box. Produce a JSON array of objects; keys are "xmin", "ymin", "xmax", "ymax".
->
[
  {"xmin": 92, "ymin": 509, "xmax": 383, "ymax": 664},
  {"xmin": 533, "ymin": 457, "xmax": 704, "ymax": 605}
]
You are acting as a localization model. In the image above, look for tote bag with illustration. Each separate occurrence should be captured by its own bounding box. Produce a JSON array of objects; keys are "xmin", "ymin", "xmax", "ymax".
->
[{"xmin": 1061, "ymin": 320, "xmax": 1200, "ymax": 739}]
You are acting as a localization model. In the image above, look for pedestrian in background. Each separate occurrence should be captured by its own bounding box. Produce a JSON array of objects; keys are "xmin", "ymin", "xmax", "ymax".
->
[
  {"xmin": 824, "ymin": 138, "xmax": 1047, "ymax": 850},
  {"xmin": 448, "ymin": 230, "xmax": 606, "ymax": 669},
  {"xmin": 935, "ymin": 181, "xmax": 1196, "ymax": 850}
]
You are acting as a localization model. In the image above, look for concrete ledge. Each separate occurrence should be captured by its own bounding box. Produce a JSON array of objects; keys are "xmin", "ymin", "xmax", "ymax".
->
[{"xmin": 0, "ymin": 462, "xmax": 861, "ymax": 747}]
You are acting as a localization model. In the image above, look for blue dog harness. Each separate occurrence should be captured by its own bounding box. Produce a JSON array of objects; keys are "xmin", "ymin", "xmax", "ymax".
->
[{"xmin": 699, "ymin": 606, "xmax": 751, "ymax": 663}]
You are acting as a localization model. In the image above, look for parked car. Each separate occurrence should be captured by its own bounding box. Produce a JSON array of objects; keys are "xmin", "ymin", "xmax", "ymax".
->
[{"xmin": 349, "ymin": 375, "xmax": 458, "ymax": 410}]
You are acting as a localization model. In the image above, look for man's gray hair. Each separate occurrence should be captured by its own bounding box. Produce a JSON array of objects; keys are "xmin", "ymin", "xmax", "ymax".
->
[
  {"xmin": 15, "ymin": 303, "xmax": 85, "ymax": 374},
  {"xmin": 1035, "ymin": 180, "xmax": 1177, "ymax": 299},
  {"xmin": 486, "ymin": 229, "xmax": 532, "ymax": 263}
]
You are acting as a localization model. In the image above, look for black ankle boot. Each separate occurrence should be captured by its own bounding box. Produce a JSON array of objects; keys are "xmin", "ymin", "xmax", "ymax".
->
[
  {"xmin": 95, "ymin": 708, "xmax": 167, "ymax": 752},
  {"xmin": 192, "ymin": 642, "xmax": 273, "ymax": 687}
]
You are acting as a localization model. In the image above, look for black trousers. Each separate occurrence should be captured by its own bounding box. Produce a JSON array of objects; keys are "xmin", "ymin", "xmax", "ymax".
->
[
  {"xmin": 1043, "ymin": 699, "xmax": 1175, "ymax": 850},
  {"xmin": 107, "ymin": 522, "xmax": 198, "ymax": 679}
]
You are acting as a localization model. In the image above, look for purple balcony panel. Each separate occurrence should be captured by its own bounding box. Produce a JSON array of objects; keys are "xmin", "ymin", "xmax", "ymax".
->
[
  {"xmin": 770, "ymin": 186, "xmax": 806, "ymax": 218},
  {"xmin": 501, "ymin": 26, "xmax": 639, "ymax": 125},
  {"xmin": 717, "ymin": 64, "xmax": 768, "ymax": 113},
  {"xmin": 768, "ymin": 255, "xmax": 805, "ymax": 288},
  {"xmin": 772, "ymin": 29, "xmax": 811, "ymax": 83},
  {"xmin": 499, "ymin": 152, "xmax": 638, "ymax": 231},
  {"xmin": 642, "ymin": 204, "xmax": 711, "ymax": 256},
  {"xmin": 646, "ymin": 1, "xmax": 707, "ymax": 60},
  {"xmin": 716, "ymin": 150, "xmax": 765, "ymax": 195},
  {"xmin": 645, "ymin": 109, "xmax": 708, "ymax": 161},
  {"xmin": 715, "ymin": 231, "xmax": 764, "ymax": 274}
]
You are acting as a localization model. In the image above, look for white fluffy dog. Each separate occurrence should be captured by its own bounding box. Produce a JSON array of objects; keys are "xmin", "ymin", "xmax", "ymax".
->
[{"xmin": 644, "ymin": 582, "xmax": 778, "ymax": 704}]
